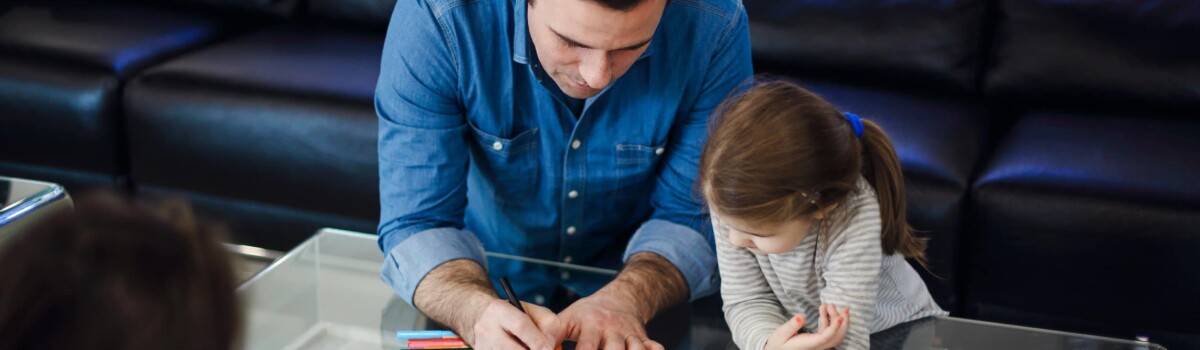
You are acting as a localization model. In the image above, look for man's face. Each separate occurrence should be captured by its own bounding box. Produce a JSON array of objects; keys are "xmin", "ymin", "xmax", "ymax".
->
[{"xmin": 526, "ymin": 0, "xmax": 666, "ymax": 99}]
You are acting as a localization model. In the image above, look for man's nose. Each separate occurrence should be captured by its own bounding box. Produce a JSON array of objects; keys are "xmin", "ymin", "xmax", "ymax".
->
[{"xmin": 578, "ymin": 51, "xmax": 613, "ymax": 90}]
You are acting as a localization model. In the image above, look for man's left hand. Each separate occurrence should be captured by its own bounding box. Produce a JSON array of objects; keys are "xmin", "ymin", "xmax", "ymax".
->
[{"xmin": 557, "ymin": 252, "xmax": 689, "ymax": 350}]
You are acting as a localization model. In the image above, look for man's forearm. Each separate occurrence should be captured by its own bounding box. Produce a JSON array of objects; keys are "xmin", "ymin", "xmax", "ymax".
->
[
  {"xmin": 413, "ymin": 259, "xmax": 498, "ymax": 344},
  {"xmin": 598, "ymin": 252, "xmax": 690, "ymax": 324}
]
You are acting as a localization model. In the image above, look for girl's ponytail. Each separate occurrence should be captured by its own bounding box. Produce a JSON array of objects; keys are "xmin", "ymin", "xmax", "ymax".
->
[{"xmin": 860, "ymin": 120, "xmax": 928, "ymax": 267}]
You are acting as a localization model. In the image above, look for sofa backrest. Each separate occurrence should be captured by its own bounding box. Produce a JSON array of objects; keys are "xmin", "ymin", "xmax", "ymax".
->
[
  {"xmin": 985, "ymin": 0, "xmax": 1200, "ymax": 114},
  {"xmin": 181, "ymin": 0, "xmax": 300, "ymax": 16},
  {"xmin": 745, "ymin": 0, "xmax": 988, "ymax": 93},
  {"xmin": 308, "ymin": 0, "xmax": 398, "ymax": 28},
  {"xmin": 97, "ymin": 0, "xmax": 302, "ymax": 17}
]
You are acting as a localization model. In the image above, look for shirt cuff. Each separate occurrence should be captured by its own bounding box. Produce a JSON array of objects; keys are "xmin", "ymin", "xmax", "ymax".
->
[
  {"xmin": 380, "ymin": 227, "xmax": 487, "ymax": 305},
  {"xmin": 622, "ymin": 218, "xmax": 719, "ymax": 301}
]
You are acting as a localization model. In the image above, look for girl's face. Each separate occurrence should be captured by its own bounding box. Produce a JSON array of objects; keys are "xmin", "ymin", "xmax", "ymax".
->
[{"xmin": 720, "ymin": 214, "xmax": 813, "ymax": 255}]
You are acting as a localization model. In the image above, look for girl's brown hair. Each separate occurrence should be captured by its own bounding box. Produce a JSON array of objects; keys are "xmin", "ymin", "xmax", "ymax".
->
[{"xmin": 699, "ymin": 79, "xmax": 927, "ymax": 264}]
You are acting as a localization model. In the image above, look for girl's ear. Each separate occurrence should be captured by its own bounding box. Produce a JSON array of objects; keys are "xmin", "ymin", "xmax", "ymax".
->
[{"xmin": 813, "ymin": 202, "xmax": 839, "ymax": 220}]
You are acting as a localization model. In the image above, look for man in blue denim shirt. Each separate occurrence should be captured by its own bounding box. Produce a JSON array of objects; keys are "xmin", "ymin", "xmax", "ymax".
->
[{"xmin": 375, "ymin": 0, "xmax": 751, "ymax": 346}]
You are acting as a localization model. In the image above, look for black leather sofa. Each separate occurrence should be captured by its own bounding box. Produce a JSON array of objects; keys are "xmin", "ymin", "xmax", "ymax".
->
[
  {"xmin": 2, "ymin": 0, "xmax": 384, "ymax": 249},
  {"xmin": 1, "ymin": 0, "xmax": 1196, "ymax": 348}
]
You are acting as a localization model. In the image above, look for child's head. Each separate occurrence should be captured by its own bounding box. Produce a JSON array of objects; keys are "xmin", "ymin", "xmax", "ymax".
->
[
  {"xmin": 0, "ymin": 191, "xmax": 241, "ymax": 350},
  {"xmin": 700, "ymin": 80, "xmax": 926, "ymax": 262}
]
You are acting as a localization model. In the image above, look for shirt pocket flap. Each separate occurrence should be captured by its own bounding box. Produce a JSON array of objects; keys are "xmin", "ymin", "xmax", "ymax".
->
[
  {"xmin": 469, "ymin": 122, "xmax": 539, "ymax": 157},
  {"xmin": 616, "ymin": 143, "xmax": 666, "ymax": 165}
]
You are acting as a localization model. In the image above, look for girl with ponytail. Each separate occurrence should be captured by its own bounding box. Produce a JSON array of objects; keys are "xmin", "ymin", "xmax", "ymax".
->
[{"xmin": 699, "ymin": 80, "xmax": 946, "ymax": 350}]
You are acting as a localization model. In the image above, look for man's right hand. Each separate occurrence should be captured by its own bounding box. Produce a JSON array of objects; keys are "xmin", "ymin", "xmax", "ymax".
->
[
  {"xmin": 472, "ymin": 299, "xmax": 564, "ymax": 350},
  {"xmin": 413, "ymin": 259, "xmax": 564, "ymax": 349}
]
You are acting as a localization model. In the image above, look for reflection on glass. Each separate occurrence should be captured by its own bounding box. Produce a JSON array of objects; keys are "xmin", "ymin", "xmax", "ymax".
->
[
  {"xmin": 1, "ymin": 177, "xmax": 60, "ymax": 209},
  {"xmin": 0, "ymin": 177, "xmax": 69, "ymax": 241},
  {"xmin": 870, "ymin": 316, "xmax": 1166, "ymax": 350}
]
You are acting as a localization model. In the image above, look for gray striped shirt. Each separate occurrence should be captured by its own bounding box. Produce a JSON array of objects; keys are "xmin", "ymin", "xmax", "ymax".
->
[{"xmin": 715, "ymin": 177, "xmax": 947, "ymax": 350}]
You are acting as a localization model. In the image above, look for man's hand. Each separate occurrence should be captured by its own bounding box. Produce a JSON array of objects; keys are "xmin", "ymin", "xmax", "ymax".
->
[
  {"xmin": 765, "ymin": 304, "xmax": 851, "ymax": 350},
  {"xmin": 473, "ymin": 300, "xmax": 566, "ymax": 350},
  {"xmin": 558, "ymin": 290, "xmax": 663, "ymax": 350},
  {"xmin": 414, "ymin": 259, "xmax": 563, "ymax": 349},
  {"xmin": 558, "ymin": 252, "xmax": 687, "ymax": 350}
]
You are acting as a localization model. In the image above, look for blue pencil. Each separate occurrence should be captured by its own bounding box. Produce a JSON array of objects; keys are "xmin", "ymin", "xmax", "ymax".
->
[{"xmin": 396, "ymin": 330, "xmax": 458, "ymax": 340}]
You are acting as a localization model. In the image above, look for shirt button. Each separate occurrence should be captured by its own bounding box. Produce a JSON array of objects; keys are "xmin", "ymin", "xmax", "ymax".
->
[
  {"xmin": 568, "ymin": 190, "xmax": 579, "ymax": 199},
  {"xmin": 534, "ymin": 294, "xmax": 546, "ymax": 305},
  {"xmin": 566, "ymin": 226, "xmax": 577, "ymax": 235},
  {"xmin": 571, "ymin": 139, "xmax": 582, "ymax": 149},
  {"xmin": 492, "ymin": 141, "xmax": 504, "ymax": 151},
  {"xmin": 563, "ymin": 256, "xmax": 573, "ymax": 264},
  {"xmin": 561, "ymin": 271, "xmax": 571, "ymax": 280},
  {"xmin": 655, "ymin": 147, "xmax": 665, "ymax": 155}
]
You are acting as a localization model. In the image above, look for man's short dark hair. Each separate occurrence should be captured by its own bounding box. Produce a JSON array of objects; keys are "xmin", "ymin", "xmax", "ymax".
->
[{"xmin": 528, "ymin": 0, "xmax": 656, "ymax": 12}]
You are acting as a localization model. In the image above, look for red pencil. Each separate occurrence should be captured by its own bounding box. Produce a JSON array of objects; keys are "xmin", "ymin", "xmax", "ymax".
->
[{"xmin": 407, "ymin": 338, "xmax": 469, "ymax": 349}]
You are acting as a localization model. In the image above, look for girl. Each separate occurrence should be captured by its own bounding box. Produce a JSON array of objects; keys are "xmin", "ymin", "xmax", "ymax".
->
[{"xmin": 699, "ymin": 80, "xmax": 946, "ymax": 350}]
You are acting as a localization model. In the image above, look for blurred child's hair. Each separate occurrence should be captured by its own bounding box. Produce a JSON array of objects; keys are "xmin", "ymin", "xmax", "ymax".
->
[
  {"xmin": 0, "ymin": 190, "xmax": 241, "ymax": 350},
  {"xmin": 699, "ymin": 79, "xmax": 927, "ymax": 265}
]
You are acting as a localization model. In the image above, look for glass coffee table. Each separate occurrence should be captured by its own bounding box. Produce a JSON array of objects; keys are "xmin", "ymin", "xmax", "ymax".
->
[
  {"xmin": 239, "ymin": 229, "xmax": 1166, "ymax": 350},
  {"xmin": 0, "ymin": 176, "xmax": 71, "ymax": 240}
]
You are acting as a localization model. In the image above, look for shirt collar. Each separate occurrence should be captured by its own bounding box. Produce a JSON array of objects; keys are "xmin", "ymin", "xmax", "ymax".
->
[
  {"xmin": 512, "ymin": 0, "xmax": 657, "ymax": 65},
  {"xmin": 513, "ymin": 0, "xmax": 531, "ymax": 64}
]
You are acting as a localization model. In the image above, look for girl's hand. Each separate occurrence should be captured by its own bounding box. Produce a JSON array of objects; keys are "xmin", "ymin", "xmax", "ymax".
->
[{"xmin": 764, "ymin": 304, "xmax": 851, "ymax": 350}]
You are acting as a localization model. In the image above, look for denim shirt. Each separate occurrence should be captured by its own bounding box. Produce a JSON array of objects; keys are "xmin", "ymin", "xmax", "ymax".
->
[{"xmin": 375, "ymin": 0, "xmax": 753, "ymax": 305}]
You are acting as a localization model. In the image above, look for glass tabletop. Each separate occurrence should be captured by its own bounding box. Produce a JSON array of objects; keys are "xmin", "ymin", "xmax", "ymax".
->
[
  {"xmin": 0, "ymin": 176, "xmax": 70, "ymax": 243},
  {"xmin": 238, "ymin": 229, "xmax": 1166, "ymax": 350},
  {"xmin": 0, "ymin": 176, "xmax": 65, "ymax": 225}
]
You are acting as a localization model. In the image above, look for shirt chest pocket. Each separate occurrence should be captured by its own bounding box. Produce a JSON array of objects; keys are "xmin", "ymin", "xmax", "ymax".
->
[
  {"xmin": 613, "ymin": 142, "xmax": 666, "ymax": 195},
  {"xmin": 469, "ymin": 123, "xmax": 540, "ymax": 205}
]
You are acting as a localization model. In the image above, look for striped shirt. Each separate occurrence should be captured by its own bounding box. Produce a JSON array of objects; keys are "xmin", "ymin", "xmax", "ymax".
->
[{"xmin": 715, "ymin": 177, "xmax": 947, "ymax": 350}]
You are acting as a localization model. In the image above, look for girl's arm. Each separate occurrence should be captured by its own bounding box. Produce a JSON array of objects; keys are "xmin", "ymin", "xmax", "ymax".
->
[
  {"xmin": 714, "ymin": 216, "xmax": 789, "ymax": 350},
  {"xmin": 819, "ymin": 193, "xmax": 884, "ymax": 350}
]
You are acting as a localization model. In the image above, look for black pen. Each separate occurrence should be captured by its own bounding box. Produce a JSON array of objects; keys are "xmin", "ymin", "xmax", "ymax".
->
[
  {"xmin": 501, "ymin": 277, "xmax": 566, "ymax": 350},
  {"xmin": 499, "ymin": 277, "xmax": 525, "ymax": 313}
]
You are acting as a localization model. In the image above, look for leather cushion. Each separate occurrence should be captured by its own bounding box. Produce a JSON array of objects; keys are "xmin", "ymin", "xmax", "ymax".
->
[
  {"xmin": 969, "ymin": 112, "xmax": 1200, "ymax": 346},
  {"xmin": 748, "ymin": 0, "xmax": 987, "ymax": 93},
  {"xmin": 985, "ymin": 0, "xmax": 1200, "ymax": 112},
  {"xmin": 125, "ymin": 23, "xmax": 382, "ymax": 221},
  {"xmin": 976, "ymin": 113, "xmax": 1200, "ymax": 209},
  {"xmin": 0, "ymin": 57, "xmax": 120, "ymax": 174},
  {"xmin": 0, "ymin": 2, "xmax": 226, "ymax": 78},
  {"xmin": 131, "ymin": 23, "xmax": 382, "ymax": 101}
]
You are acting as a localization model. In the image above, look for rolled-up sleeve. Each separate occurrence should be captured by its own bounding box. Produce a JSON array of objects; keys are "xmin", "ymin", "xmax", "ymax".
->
[
  {"xmin": 622, "ymin": 4, "xmax": 754, "ymax": 301},
  {"xmin": 375, "ymin": 0, "xmax": 483, "ymax": 304}
]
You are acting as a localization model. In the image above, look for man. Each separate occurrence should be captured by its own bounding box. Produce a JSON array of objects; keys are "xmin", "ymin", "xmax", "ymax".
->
[{"xmin": 374, "ymin": 0, "xmax": 751, "ymax": 346}]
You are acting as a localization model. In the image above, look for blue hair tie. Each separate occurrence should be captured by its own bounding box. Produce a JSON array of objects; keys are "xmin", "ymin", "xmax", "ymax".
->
[{"xmin": 842, "ymin": 112, "xmax": 864, "ymax": 138}]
